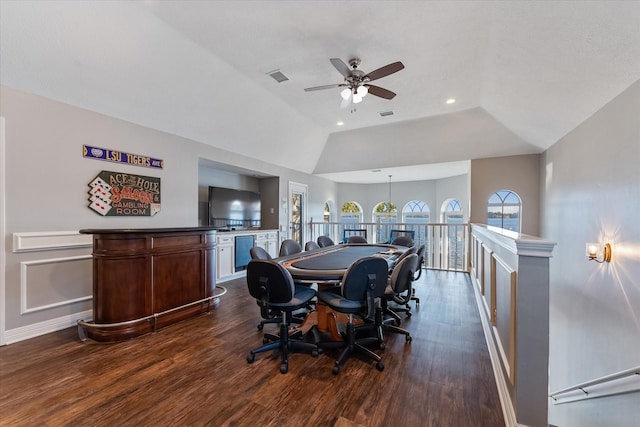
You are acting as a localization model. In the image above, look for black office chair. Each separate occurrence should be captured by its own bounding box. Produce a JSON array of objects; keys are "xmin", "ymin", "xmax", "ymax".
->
[
  {"xmin": 392, "ymin": 244, "xmax": 418, "ymax": 269},
  {"xmin": 390, "ymin": 235, "xmax": 414, "ymax": 247},
  {"xmin": 347, "ymin": 235, "xmax": 368, "ymax": 244},
  {"xmin": 343, "ymin": 228, "xmax": 367, "ymax": 243},
  {"xmin": 279, "ymin": 239, "xmax": 302, "ymax": 256},
  {"xmin": 250, "ymin": 246, "xmax": 283, "ymax": 333},
  {"xmin": 317, "ymin": 236, "xmax": 335, "ymax": 247},
  {"xmin": 250, "ymin": 246, "xmax": 272, "ymax": 260},
  {"xmin": 381, "ymin": 253, "xmax": 418, "ymax": 343},
  {"xmin": 413, "ymin": 244, "xmax": 425, "ymax": 280},
  {"xmin": 316, "ymin": 256, "xmax": 388, "ymax": 375},
  {"xmin": 246, "ymin": 260, "xmax": 319, "ymax": 374},
  {"xmin": 409, "ymin": 244, "xmax": 426, "ymax": 306},
  {"xmin": 305, "ymin": 240, "xmax": 320, "ymax": 251},
  {"xmin": 390, "ymin": 245, "xmax": 418, "ymax": 315},
  {"xmin": 388, "ymin": 229, "xmax": 415, "ymax": 244}
]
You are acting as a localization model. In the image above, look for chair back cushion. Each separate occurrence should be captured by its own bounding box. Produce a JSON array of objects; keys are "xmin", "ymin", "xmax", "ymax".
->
[
  {"xmin": 246, "ymin": 259, "xmax": 295, "ymax": 304},
  {"xmin": 394, "ymin": 245, "xmax": 418, "ymax": 265},
  {"xmin": 341, "ymin": 256, "xmax": 389, "ymax": 301},
  {"xmin": 279, "ymin": 239, "xmax": 302, "ymax": 256},
  {"xmin": 317, "ymin": 236, "xmax": 335, "ymax": 247},
  {"xmin": 250, "ymin": 246, "xmax": 272, "ymax": 260},
  {"xmin": 304, "ymin": 241, "xmax": 320, "ymax": 251},
  {"xmin": 388, "ymin": 229, "xmax": 415, "ymax": 243},
  {"xmin": 347, "ymin": 235, "xmax": 368, "ymax": 244},
  {"xmin": 390, "ymin": 235, "xmax": 414, "ymax": 247},
  {"xmin": 389, "ymin": 253, "xmax": 419, "ymax": 294},
  {"xmin": 415, "ymin": 244, "xmax": 426, "ymax": 266}
]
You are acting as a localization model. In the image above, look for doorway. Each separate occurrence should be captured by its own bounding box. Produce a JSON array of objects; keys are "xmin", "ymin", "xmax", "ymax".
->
[{"xmin": 288, "ymin": 182, "xmax": 307, "ymax": 248}]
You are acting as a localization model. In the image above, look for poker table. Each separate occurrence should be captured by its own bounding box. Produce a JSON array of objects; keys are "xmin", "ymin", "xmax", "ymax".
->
[{"xmin": 277, "ymin": 243, "xmax": 406, "ymax": 283}]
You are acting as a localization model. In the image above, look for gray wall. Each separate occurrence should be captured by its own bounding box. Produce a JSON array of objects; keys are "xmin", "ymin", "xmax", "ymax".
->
[
  {"xmin": 470, "ymin": 153, "xmax": 541, "ymax": 235},
  {"xmin": 542, "ymin": 80, "xmax": 640, "ymax": 426},
  {"xmin": 0, "ymin": 85, "xmax": 335, "ymax": 338},
  {"xmin": 337, "ymin": 174, "xmax": 468, "ymax": 223}
]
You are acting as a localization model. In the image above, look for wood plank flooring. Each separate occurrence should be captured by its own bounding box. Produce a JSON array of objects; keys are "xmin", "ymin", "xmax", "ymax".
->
[{"xmin": 0, "ymin": 269, "xmax": 505, "ymax": 427}]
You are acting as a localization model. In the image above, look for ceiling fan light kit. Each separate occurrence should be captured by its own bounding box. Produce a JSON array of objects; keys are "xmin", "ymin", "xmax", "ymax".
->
[{"xmin": 304, "ymin": 57, "xmax": 404, "ymax": 110}]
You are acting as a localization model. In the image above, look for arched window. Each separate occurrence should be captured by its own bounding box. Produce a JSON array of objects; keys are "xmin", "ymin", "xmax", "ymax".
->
[
  {"xmin": 373, "ymin": 201, "xmax": 397, "ymax": 243},
  {"xmin": 402, "ymin": 200, "xmax": 429, "ymax": 246},
  {"xmin": 487, "ymin": 190, "xmax": 521, "ymax": 232},
  {"xmin": 373, "ymin": 201, "xmax": 397, "ymax": 223},
  {"xmin": 442, "ymin": 199, "xmax": 463, "ymax": 224},
  {"xmin": 340, "ymin": 201, "xmax": 363, "ymax": 223},
  {"xmin": 402, "ymin": 200, "xmax": 430, "ymax": 223},
  {"xmin": 323, "ymin": 201, "xmax": 334, "ymax": 222},
  {"xmin": 320, "ymin": 201, "xmax": 334, "ymax": 238}
]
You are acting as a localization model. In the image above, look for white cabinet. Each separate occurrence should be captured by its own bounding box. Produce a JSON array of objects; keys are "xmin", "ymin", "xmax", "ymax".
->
[
  {"xmin": 256, "ymin": 231, "xmax": 279, "ymax": 258},
  {"xmin": 216, "ymin": 235, "xmax": 234, "ymax": 279},
  {"xmin": 265, "ymin": 232, "xmax": 278, "ymax": 258},
  {"xmin": 216, "ymin": 230, "xmax": 278, "ymax": 281}
]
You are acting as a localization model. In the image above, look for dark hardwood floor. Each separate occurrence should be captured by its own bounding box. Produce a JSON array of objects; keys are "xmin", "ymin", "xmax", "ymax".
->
[{"xmin": 0, "ymin": 269, "xmax": 504, "ymax": 427}]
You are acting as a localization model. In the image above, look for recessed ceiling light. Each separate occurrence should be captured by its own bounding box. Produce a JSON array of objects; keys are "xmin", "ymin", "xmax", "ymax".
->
[
  {"xmin": 336, "ymin": 121, "xmax": 344, "ymax": 126},
  {"xmin": 446, "ymin": 98, "xmax": 456, "ymax": 104}
]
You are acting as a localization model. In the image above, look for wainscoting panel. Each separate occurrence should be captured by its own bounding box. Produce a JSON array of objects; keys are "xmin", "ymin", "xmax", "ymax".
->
[
  {"xmin": 13, "ymin": 231, "xmax": 92, "ymax": 252},
  {"xmin": 471, "ymin": 235, "xmax": 479, "ymax": 281},
  {"xmin": 482, "ymin": 243, "xmax": 493, "ymax": 317},
  {"xmin": 20, "ymin": 255, "xmax": 92, "ymax": 314},
  {"xmin": 493, "ymin": 254, "xmax": 517, "ymax": 384}
]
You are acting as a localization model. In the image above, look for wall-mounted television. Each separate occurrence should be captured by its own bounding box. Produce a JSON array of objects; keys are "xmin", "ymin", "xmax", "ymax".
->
[{"xmin": 208, "ymin": 186, "xmax": 261, "ymax": 230}]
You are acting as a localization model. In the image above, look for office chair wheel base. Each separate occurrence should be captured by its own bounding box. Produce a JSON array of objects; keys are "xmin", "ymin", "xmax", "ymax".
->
[
  {"xmin": 407, "ymin": 312, "xmax": 412, "ymax": 317},
  {"xmin": 394, "ymin": 319, "xmax": 401, "ymax": 327},
  {"xmin": 311, "ymin": 349, "xmax": 319, "ymax": 357},
  {"xmin": 332, "ymin": 365, "xmax": 341, "ymax": 375},
  {"xmin": 263, "ymin": 337, "xmax": 270, "ymax": 344},
  {"xmin": 376, "ymin": 361, "xmax": 384, "ymax": 371},
  {"xmin": 406, "ymin": 335, "xmax": 412, "ymax": 343},
  {"xmin": 257, "ymin": 323, "xmax": 264, "ymax": 331},
  {"xmin": 379, "ymin": 342, "xmax": 386, "ymax": 350},
  {"xmin": 280, "ymin": 363, "xmax": 288, "ymax": 374},
  {"xmin": 247, "ymin": 354, "xmax": 255, "ymax": 364}
]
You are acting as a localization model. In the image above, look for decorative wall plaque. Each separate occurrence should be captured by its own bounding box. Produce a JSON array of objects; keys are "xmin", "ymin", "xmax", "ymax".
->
[
  {"xmin": 88, "ymin": 171, "xmax": 161, "ymax": 216},
  {"xmin": 83, "ymin": 145, "xmax": 164, "ymax": 169}
]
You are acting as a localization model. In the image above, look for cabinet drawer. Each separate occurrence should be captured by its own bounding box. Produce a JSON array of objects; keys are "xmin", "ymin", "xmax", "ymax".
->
[{"xmin": 216, "ymin": 236, "xmax": 234, "ymax": 245}]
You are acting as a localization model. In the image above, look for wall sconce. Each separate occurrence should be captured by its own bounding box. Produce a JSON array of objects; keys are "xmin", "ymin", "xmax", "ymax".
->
[{"xmin": 586, "ymin": 243, "xmax": 612, "ymax": 263}]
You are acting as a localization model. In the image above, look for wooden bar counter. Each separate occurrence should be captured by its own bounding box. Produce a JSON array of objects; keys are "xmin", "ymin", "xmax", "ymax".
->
[{"xmin": 78, "ymin": 227, "xmax": 217, "ymax": 342}]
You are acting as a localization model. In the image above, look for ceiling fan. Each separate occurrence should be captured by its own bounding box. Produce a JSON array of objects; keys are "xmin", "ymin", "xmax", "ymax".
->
[{"xmin": 304, "ymin": 58, "xmax": 404, "ymax": 108}]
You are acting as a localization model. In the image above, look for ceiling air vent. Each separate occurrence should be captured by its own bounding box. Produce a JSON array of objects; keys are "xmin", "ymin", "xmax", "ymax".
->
[
  {"xmin": 379, "ymin": 110, "xmax": 394, "ymax": 117},
  {"xmin": 267, "ymin": 70, "xmax": 289, "ymax": 83}
]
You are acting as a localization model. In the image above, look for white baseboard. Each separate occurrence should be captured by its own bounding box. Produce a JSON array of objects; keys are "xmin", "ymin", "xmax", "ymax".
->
[{"xmin": 4, "ymin": 309, "xmax": 92, "ymax": 345}]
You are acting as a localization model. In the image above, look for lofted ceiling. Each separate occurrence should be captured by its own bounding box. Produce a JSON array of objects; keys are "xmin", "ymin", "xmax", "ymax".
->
[{"xmin": 1, "ymin": 1, "xmax": 639, "ymax": 183}]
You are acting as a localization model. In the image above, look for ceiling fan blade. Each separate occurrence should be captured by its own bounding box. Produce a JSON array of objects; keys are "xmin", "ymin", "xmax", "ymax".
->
[
  {"xmin": 330, "ymin": 58, "xmax": 352, "ymax": 78},
  {"xmin": 365, "ymin": 84, "xmax": 397, "ymax": 100},
  {"xmin": 304, "ymin": 83, "xmax": 344, "ymax": 92},
  {"xmin": 364, "ymin": 61, "xmax": 405, "ymax": 82}
]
